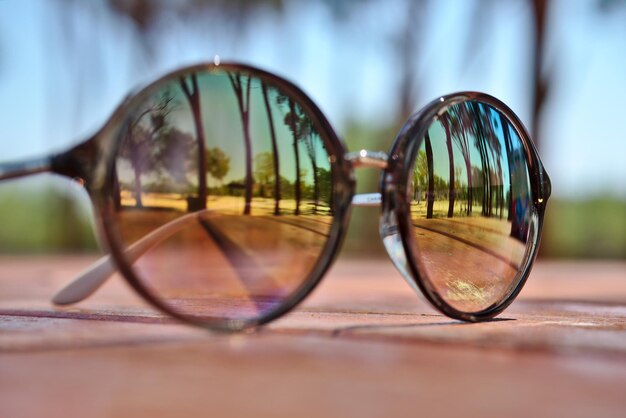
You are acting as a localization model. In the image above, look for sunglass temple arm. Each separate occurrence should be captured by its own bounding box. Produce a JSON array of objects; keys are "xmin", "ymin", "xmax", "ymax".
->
[
  {"xmin": 0, "ymin": 157, "xmax": 52, "ymax": 181},
  {"xmin": 52, "ymin": 211, "xmax": 211, "ymax": 305}
]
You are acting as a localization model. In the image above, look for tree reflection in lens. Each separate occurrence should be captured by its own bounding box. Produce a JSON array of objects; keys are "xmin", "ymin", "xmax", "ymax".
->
[
  {"xmin": 410, "ymin": 101, "xmax": 533, "ymax": 313},
  {"xmin": 113, "ymin": 69, "xmax": 334, "ymax": 323}
]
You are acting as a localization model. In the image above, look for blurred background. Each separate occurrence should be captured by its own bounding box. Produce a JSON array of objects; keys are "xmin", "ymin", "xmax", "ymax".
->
[{"xmin": 0, "ymin": 0, "xmax": 624, "ymax": 259}]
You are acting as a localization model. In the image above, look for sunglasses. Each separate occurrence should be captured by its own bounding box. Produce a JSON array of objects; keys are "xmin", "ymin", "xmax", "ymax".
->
[{"xmin": 0, "ymin": 63, "xmax": 551, "ymax": 331}]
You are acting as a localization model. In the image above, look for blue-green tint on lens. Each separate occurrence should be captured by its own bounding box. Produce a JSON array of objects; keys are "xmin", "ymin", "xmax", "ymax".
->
[
  {"xmin": 111, "ymin": 68, "xmax": 335, "ymax": 325},
  {"xmin": 409, "ymin": 100, "xmax": 535, "ymax": 313}
]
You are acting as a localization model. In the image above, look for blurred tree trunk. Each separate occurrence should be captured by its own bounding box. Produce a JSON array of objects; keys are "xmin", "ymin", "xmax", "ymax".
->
[
  {"xmin": 307, "ymin": 137, "xmax": 319, "ymax": 214},
  {"xmin": 132, "ymin": 164, "xmax": 143, "ymax": 208},
  {"xmin": 288, "ymin": 99, "xmax": 302, "ymax": 216},
  {"xmin": 229, "ymin": 73, "xmax": 253, "ymax": 215},
  {"xmin": 179, "ymin": 74, "xmax": 208, "ymax": 210},
  {"xmin": 443, "ymin": 117, "xmax": 455, "ymax": 218},
  {"xmin": 396, "ymin": 0, "xmax": 425, "ymax": 121},
  {"xmin": 531, "ymin": 0, "xmax": 549, "ymax": 150},
  {"xmin": 471, "ymin": 103, "xmax": 493, "ymax": 217},
  {"xmin": 500, "ymin": 113, "xmax": 523, "ymax": 238},
  {"xmin": 261, "ymin": 82, "xmax": 281, "ymax": 216},
  {"xmin": 425, "ymin": 131, "xmax": 435, "ymax": 219}
]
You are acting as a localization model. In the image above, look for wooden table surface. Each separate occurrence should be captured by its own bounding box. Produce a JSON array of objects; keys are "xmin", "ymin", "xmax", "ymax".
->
[{"xmin": 1, "ymin": 255, "xmax": 625, "ymax": 418}]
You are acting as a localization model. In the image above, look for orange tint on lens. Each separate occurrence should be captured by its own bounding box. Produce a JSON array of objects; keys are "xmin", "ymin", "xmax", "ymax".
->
[
  {"xmin": 409, "ymin": 100, "xmax": 534, "ymax": 313},
  {"xmin": 111, "ymin": 68, "xmax": 334, "ymax": 324}
]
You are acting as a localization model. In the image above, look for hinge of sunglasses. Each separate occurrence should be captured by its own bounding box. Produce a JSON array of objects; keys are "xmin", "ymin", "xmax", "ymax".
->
[{"xmin": 345, "ymin": 150, "xmax": 388, "ymax": 169}]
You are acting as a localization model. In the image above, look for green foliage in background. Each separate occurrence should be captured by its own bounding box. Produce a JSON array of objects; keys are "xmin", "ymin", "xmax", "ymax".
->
[
  {"xmin": 542, "ymin": 197, "xmax": 626, "ymax": 259},
  {"xmin": 0, "ymin": 177, "xmax": 97, "ymax": 253}
]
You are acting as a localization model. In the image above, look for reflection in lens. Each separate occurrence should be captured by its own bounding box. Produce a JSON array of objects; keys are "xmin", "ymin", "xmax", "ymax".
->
[
  {"xmin": 111, "ymin": 68, "xmax": 334, "ymax": 325},
  {"xmin": 409, "ymin": 100, "xmax": 534, "ymax": 313}
]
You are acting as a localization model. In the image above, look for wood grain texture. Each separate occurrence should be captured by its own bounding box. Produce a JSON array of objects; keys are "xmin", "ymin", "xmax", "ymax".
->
[{"xmin": 0, "ymin": 256, "xmax": 625, "ymax": 418}]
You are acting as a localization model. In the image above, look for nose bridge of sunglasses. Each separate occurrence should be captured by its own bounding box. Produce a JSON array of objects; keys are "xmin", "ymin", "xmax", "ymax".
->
[
  {"xmin": 345, "ymin": 150, "xmax": 388, "ymax": 170},
  {"xmin": 345, "ymin": 150, "xmax": 388, "ymax": 207}
]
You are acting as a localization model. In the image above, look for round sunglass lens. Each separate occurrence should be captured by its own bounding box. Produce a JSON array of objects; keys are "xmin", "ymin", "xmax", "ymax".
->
[
  {"xmin": 109, "ymin": 67, "xmax": 336, "ymax": 327},
  {"xmin": 409, "ymin": 99, "xmax": 536, "ymax": 313}
]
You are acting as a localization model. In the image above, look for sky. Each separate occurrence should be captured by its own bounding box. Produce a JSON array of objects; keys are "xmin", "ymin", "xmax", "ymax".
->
[
  {"xmin": 0, "ymin": 0, "xmax": 625, "ymax": 199},
  {"xmin": 125, "ymin": 71, "xmax": 329, "ymax": 186}
]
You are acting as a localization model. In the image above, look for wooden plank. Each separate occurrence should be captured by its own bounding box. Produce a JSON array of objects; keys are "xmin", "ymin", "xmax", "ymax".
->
[{"xmin": 0, "ymin": 256, "xmax": 625, "ymax": 417}]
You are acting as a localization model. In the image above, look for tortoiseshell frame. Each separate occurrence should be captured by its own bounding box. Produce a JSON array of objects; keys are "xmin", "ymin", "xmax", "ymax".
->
[
  {"xmin": 0, "ymin": 63, "xmax": 550, "ymax": 331},
  {"xmin": 53, "ymin": 63, "xmax": 356, "ymax": 332}
]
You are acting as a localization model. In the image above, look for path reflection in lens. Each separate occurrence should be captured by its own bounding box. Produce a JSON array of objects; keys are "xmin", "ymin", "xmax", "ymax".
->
[
  {"xmin": 111, "ymin": 69, "xmax": 334, "ymax": 324},
  {"xmin": 409, "ymin": 100, "xmax": 533, "ymax": 313}
]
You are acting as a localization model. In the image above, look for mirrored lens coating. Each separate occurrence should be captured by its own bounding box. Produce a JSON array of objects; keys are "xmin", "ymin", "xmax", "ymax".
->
[
  {"xmin": 110, "ymin": 68, "xmax": 335, "ymax": 325},
  {"xmin": 409, "ymin": 100, "xmax": 535, "ymax": 313}
]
